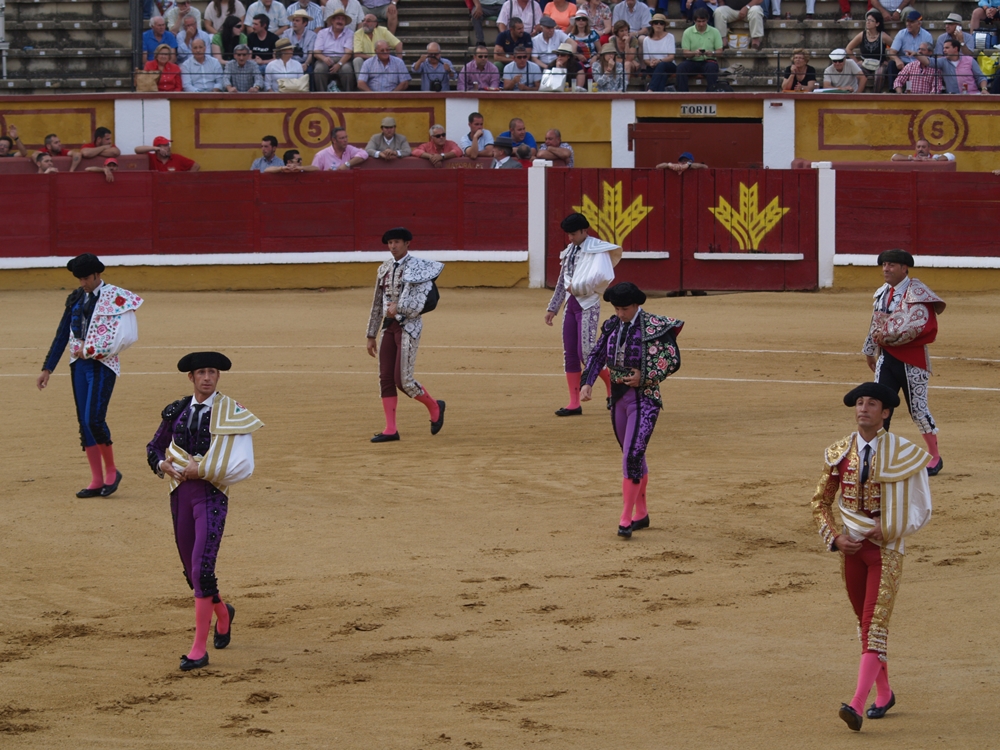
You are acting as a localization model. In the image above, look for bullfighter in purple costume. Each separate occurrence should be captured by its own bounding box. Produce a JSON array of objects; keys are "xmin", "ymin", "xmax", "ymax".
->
[
  {"xmin": 580, "ymin": 283, "xmax": 683, "ymax": 538},
  {"xmin": 147, "ymin": 351, "xmax": 264, "ymax": 671}
]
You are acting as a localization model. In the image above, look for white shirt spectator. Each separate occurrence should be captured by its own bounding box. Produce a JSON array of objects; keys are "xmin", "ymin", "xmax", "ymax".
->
[
  {"xmin": 177, "ymin": 28, "xmax": 214, "ymax": 62},
  {"xmin": 181, "ymin": 53, "xmax": 225, "ymax": 91},
  {"xmin": 265, "ymin": 56, "xmax": 305, "ymax": 89},
  {"xmin": 503, "ymin": 58, "xmax": 543, "ymax": 85},
  {"xmin": 823, "ymin": 58, "xmax": 863, "ymax": 91},
  {"xmin": 204, "ymin": 1, "xmax": 247, "ymax": 32},
  {"xmin": 531, "ymin": 29, "xmax": 569, "ymax": 64},
  {"xmin": 612, "ymin": 0, "xmax": 651, "ymax": 33},
  {"xmin": 165, "ymin": 4, "xmax": 203, "ymax": 31},
  {"xmin": 313, "ymin": 24, "xmax": 353, "ymax": 56},
  {"xmin": 281, "ymin": 26, "xmax": 317, "ymax": 63},
  {"xmin": 497, "ymin": 0, "xmax": 545, "ymax": 31},
  {"xmin": 642, "ymin": 32, "xmax": 675, "ymax": 59},
  {"xmin": 245, "ymin": 0, "xmax": 289, "ymax": 30},
  {"xmin": 323, "ymin": 0, "xmax": 366, "ymax": 31}
]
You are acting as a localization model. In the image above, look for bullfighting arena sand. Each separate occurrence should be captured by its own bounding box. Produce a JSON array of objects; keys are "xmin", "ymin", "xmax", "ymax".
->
[{"xmin": 2, "ymin": 286, "xmax": 999, "ymax": 750}]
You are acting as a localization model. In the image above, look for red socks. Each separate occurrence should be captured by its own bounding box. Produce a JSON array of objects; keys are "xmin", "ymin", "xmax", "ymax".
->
[
  {"xmin": 414, "ymin": 390, "xmax": 440, "ymax": 422},
  {"xmin": 598, "ymin": 367, "xmax": 612, "ymax": 397},
  {"xmin": 214, "ymin": 599, "xmax": 231, "ymax": 636},
  {"xmin": 633, "ymin": 474, "xmax": 649, "ymax": 521},
  {"xmin": 850, "ymin": 651, "xmax": 883, "ymax": 713},
  {"xmin": 381, "ymin": 396, "xmax": 398, "ymax": 434},
  {"xmin": 565, "ymin": 372, "xmax": 581, "ymax": 409},
  {"xmin": 84, "ymin": 445, "xmax": 103, "ymax": 490},
  {"xmin": 620, "ymin": 478, "xmax": 642, "ymax": 527},
  {"xmin": 98, "ymin": 443, "xmax": 117, "ymax": 485},
  {"xmin": 187, "ymin": 596, "xmax": 214, "ymax": 661}
]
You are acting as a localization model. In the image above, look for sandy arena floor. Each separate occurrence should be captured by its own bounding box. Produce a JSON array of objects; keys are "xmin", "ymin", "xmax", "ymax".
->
[{"xmin": 1, "ymin": 286, "xmax": 998, "ymax": 749}]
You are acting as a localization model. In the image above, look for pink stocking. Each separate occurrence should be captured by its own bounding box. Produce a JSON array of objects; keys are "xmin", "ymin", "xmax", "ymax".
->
[
  {"xmin": 84, "ymin": 445, "xmax": 103, "ymax": 490},
  {"xmin": 214, "ymin": 599, "xmax": 231, "ymax": 636},
  {"xmin": 633, "ymin": 474, "xmax": 649, "ymax": 521},
  {"xmin": 381, "ymin": 396, "xmax": 398, "ymax": 434},
  {"xmin": 850, "ymin": 651, "xmax": 883, "ymax": 713},
  {"xmin": 620, "ymin": 478, "xmax": 641, "ymax": 527},
  {"xmin": 98, "ymin": 443, "xmax": 117, "ymax": 485},
  {"xmin": 598, "ymin": 367, "xmax": 612, "ymax": 397},
  {"xmin": 187, "ymin": 596, "xmax": 214, "ymax": 661},
  {"xmin": 414, "ymin": 390, "xmax": 440, "ymax": 421},
  {"xmin": 923, "ymin": 433, "xmax": 940, "ymax": 461},
  {"xmin": 565, "ymin": 373, "xmax": 581, "ymax": 409},
  {"xmin": 874, "ymin": 661, "xmax": 892, "ymax": 706}
]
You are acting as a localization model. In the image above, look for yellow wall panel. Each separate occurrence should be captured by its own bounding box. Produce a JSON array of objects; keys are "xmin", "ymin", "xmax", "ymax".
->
[{"xmin": 0, "ymin": 100, "xmax": 116, "ymax": 151}]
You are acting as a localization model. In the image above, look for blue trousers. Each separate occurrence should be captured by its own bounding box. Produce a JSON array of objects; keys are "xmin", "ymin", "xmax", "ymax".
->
[{"xmin": 70, "ymin": 359, "xmax": 116, "ymax": 448}]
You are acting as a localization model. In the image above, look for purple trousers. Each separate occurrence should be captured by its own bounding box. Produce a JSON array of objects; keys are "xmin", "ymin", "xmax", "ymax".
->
[
  {"xmin": 171, "ymin": 479, "xmax": 228, "ymax": 600},
  {"xmin": 561, "ymin": 296, "xmax": 600, "ymax": 373},
  {"xmin": 612, "ymin": 388, "xmax": 659, "ymax": 482}
]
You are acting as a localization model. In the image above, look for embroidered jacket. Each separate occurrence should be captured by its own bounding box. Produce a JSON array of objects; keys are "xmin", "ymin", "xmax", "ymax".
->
[
  {"xmin": 863, "ymin": 278, "xmax": 945, "ymax": 371},
  {"xmin": 366, "ymin": 255, "xmax": 444, "ymax": 339}
]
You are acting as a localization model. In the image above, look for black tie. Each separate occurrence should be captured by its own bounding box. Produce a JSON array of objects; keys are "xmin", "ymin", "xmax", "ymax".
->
[
  {"xmin": 860, "ymin": 444, "xmax": 871, "ymax": 486},
  {"xmin": 187, "ymin": 404, "xmax": 206, "ymax": 436},
  {"xmin": 82, "ymin": 291, "xmax": 97, "ymax": 328}
]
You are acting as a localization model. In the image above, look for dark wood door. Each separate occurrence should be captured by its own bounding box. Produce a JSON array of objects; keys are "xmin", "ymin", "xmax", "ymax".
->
[{"xmin": 630, "ymin": 120, "xmax": 764, "ymax": 170}]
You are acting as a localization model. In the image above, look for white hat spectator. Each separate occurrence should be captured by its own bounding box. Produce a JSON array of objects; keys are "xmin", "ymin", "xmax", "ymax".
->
[
  {"xmin": 829, "ymin": 48, "xmax": 847, "ymax": 61},
  {"xmin": 944, "ymin": 13, "xmax": 963, "ymax": 24}
]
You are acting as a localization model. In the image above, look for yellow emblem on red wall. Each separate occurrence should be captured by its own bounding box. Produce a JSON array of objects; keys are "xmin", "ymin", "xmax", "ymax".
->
[
  {"xmin": 709, "ymin": 182, "xmax": 789, "ymax": 251},
  {"xmin": 573, "ymin": 181, "xmax": 652, "ymax": 246}
]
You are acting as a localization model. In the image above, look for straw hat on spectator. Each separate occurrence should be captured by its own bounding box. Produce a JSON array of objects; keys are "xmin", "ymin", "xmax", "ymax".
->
[{"xmin": 288, "ymin": 8, "xmax": 313, "ymax": 22}]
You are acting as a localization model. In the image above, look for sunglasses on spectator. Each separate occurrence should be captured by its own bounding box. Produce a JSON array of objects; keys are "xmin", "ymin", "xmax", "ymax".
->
[
  {"xmin": 515, "ymin": 54, "xmax": 528, "ymax": 59},
  {"xmin": 651, "ymin": 20, "xmax": 665, "ymax": 25},
  {"xmin": 433, "ymin": 133, "xmax": 447, "ymax": 138},
  {"xmin": 235, "ymin": 51, "xmax": 249, "ymax": 56},
  {"xmin": 476, "ymin": 54, "xmax": 488, "ymax": 58}
]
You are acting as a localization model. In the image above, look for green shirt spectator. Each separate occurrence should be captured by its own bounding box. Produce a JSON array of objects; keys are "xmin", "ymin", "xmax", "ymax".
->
[{"xmin": 681, "ymin": 22, "xmax": 723, "ymax": 62}]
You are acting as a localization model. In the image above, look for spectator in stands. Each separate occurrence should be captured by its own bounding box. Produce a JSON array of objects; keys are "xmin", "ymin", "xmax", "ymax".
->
[
  {"xmin": 536, "ymin": 128, "xmax": 574, "ymax": 166},
  {"xmin": 551, "ymin": 42, "xmax": 587, "ymax": 89},
  {"xmin": 412, "ymin": 125, "xmax": 463, "ymax": 167},
  {"xmin": 361, "ymin": 0, "xmax": 398, "ymax": 34},
  {"xmin": 499, "ymin": 117, "xmax": 537, "ymax": 157},
  {"xmin": 892, "ymin": 42, "xmax": 942, "ymax": 93},
  {"xmin": 248, "ymin": 14, "xmax": 280, "ymax": 71},
  {"xmin": 935, "ymin": 13, "xmax": 975, "ymax": 56},
  {"xmin": 643, "ymin": 13, "xmax": 676, "ymax": 90},
  {"xmin": 846, "ymin": 9, "xmax": 894, "ymax": 93},
  {"xmin": 353, "ymin": 13, "xmax": 403, "ymax": 76},
  {"xmin": 36, "ymin": 153, "xmax": 60, "ymax": 174},
  {"xmin": 0, "ymin": 135, "xmax": 18, "ymax": 158},
  {"xmin": 569, "ymin": 10, "xmax": 600, "ymax": 59},
  {"xmin": 312, "ymin": 127, "xmax": 368, "ymax": 169},
  {"xmin": 40, "ymin": 134, "xmax": 82, "ymax": 171},
  {"xmin": 251, "ymin": 136, "xmax": 282, "ymax": 170},
  {"xmin": 166, "ymin": 0, "xmax": 202, "ymax": 34},
  {"xmin": 457, "ymin": 45, "xmax": 501, "ymax": 90},
  {"xmin": 781, "ymin": 48, "xmax": 817, "ymax": 92},
  {"xmin": 611, "ymin": 0, "xmax": 651, "ymax": 38},
  {"xmin": 135, "ymin": 136, "xmax": 201, "ymax": 172},
  {"xmin": 544, "ymin": 0, "xmax": 577, "ymax": 32},
  {"xmin": 676, "ymin": 9, "xmax": 722, "ymax": 92},
  {"xmin": 863, "ymin": 0, "xmax": 913, "ymax": 25},
  {"xmin": 286, "ymin": 0, "xmax": 323, "ymax": 31},
  {"xmin": 283, "ymin": 9, "xmax": 317, "ymax": 71},
  {"xmin": 224, "ymin": 44, "xmax": 265, "ymax": 90},
  {"xmin": 181, "ymin": 38, "xmax": 225, "ymax": 90},
  {"xmin": 575, "ymin": 0, "xmax": 611, "ymax": 36},
  {"xmin": 891, "ymin": 9, "xmax": 933, "ymax": 66},
  {"xmin": 365, "ymin": 116, "xmax": 412, "ymax": 159},
  {"xmin": 203, "ymin": 0, "xmax": 247, "ymax": 35},
  {"xmin": 213, "ymin": 15, "xmax": 249, "ymax": 61},
  {"xmin": 357, "ymin": 40, "xmax": 412, "ymax": 90},
  {"xmin": 609, "ymin": 20, "xmax": 640, "ymax": 77},
  {"xmin": 84, "ymin": 158, "xmax": 118, "ymax": 183},
  {"xmin": 503, "ymin": 45, "xmax": 543, "ymax": 89},
  {"xmin": 918, "ymin": 40, "xmax": 990, "ymax": 93},
  {"xmin": 325, "ymin": 0, "xmax": 366, "ymax": 31},
  {"xmin": 514, "ymin": 144, "xmax": 533, "ymax": 166},
  {"xmin": 495, "ymin": 17, "xmax": 534, "ymax": 65},
  {"xmin": 460, "ymin": 112, "xmax": 495, "ymax": 158},
  {"xmin": 265, "ymin": 37, "xmax": 305, "ymax": 88},
  {"xmin": 823, "ymin": 48, "xmax": 866, "ymax": 92},
  {"xmin": 497, "ymin": 0, "xmax": 544, "ymax": 34},
  {"xmin": 412, "ymin": 43, "xmax": 455, "ymax": 90},
  {"xmin": 891, "ymin": 138, "xmax": 951, "ymax": 161},
  {"xmin": 592, "ymin": 41, "xmax": 626, "ymax": 91},
  {"xmin": 490, "ymin": 136, "xmax": 521, "ymax": 168},
  {"xmin": 245, "ymin": 0, "xmax": 290, "ymax": 33},
  {"xmin": 469, "ymin": 0, "xmax": 505, "ymax": 46},
  {"xmin": 177, "ymin": 14, "xmax": 213, "ymax": 62},
  {"xmin": 81, "ymin": 127, "xmax": 121, "ymax": 159},
  {"xmin": 314, "ymin": 10, "xmax": 355, "ymax": 91},
  {"xmin": 714, "ymin": 0, "xmax": 765, "ymax": 50},
  {"xmin": 656, "ymin": 151, "xmax": 709, "ymax": 170},
  {"xmin": 971, "ymin": 0, "xmax": 1000, "ymax": 32},
  {"xmin": 263, "ymin": 148, "xmax": 320, "ymax": 171},
  {"xmin": 145, "ymin": 43, "xmax": 185, "ymax": 90},
  {"xmin": 143, "ymin": 16, "xmax": 179, "ymax": 61},
  {"xmin": 532, "ymin": 16, "xmax": 569, "ymax": 69},
  {"xmin": 0, "ymin": 126, "xmax": 28, "ymax": 158}
]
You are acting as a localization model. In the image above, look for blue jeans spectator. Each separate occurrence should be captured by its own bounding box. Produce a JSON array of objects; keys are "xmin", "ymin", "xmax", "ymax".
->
[
  {"xmin": 647, "ymin": 61, "xmax": 677, "ymax": 90},
  {"xmin": 676, "ymin": 59, "xmax": 719, "ymax": 91}
]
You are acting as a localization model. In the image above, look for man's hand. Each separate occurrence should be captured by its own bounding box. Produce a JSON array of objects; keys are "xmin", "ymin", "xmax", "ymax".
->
[
  {"xmin": 37, "ymin": 370, "xmax": 51, "ymax": 390},
  {"xmin": 472, "ymin": 129, "xmax": 483, "ymax": 142},
  {"xmin": 226, "ymin": 85, "xmax": 238, "ymax": 92},
  {"xmin": 866, "ymin": 354, "xmax": 877, "ymax": 372},
  {"xmin": 443, "ymin": 61, "xmax": 453, "ymax": 72},
  {"xmin": 336, "ymin": 162, "xmax": 351, "ymax": 171},
  {"xmin": 427, "ymin": 153, "xmax": 443, "ymax": 166},
  {"xmin": 834, "ymin": 534, "xmax": 862, "ymax": 554},
  {"xmin": 544, "ymin": 310, "xmax": 556, "ymax": 326},
  {"xmin": 622, "ymin": 369, "xmax": 640, "ymax": 387},
  {"xmin": 380, "ymin": 148, "xmax": 397, "ymax": 160},
  {"xmin": 739, "ymin": 6, "xmax": 748, "ymax": 19},
  {"xmin": 366, "ymin": 336, "xmax": 378, "ymax": 357},
  {"xmin": 248, "ymin": 85, "xmax": 260, "ymax": 93},
  {"xmin": 103, "ymin": 166, "xmax": 115, "ymax": 183},
  {"xmin": 863, "ymin": 525, "xmax": 884, "ymax": 543},
  {"xmin": 580, "ymin": 384, "xmax": 593, "ymax": 402},
  {"xmin": 180, "ymin": 459, "xmax": 200, "ymax": 481},
  {"xmin": 387, "ymin": 301, "xmax": 398, "ymax": 317},
  {"xmin": 160, "ymin": 460, "xmax": 184, "ymax": 480}
]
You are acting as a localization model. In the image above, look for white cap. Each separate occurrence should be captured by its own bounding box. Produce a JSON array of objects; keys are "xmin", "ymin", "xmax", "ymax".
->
[
  {"xmin": 829, "ymin": 48, "xmax": 847, "ymax": 61},
  {"xmin": 942, "ymin": 152, "xmax": 956, "ymax": 161}
]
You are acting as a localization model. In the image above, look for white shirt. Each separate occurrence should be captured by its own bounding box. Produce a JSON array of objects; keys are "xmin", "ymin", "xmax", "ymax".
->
[
  {"xmin": 264, "ymin": 57, "xmax": 304, "ymax": 90},
  {"xmin": 245, "ymin": 0, "xmax": 289, "ymax": 30},
  {"xmin": 181, "ymin": 54, "xmax": 225, "ymax": 91},
  {"xmin": 323, "ymin": 0, "xmax": 365, "ymax": 31},
  {"xmin": 493, "ymin": 155, "xmax": 511, "ymax": 168},
  {"xmin": 531, "ymin": 29, "xmax": 569, "ymax": 64},
  {"xmin": 642, "ymin": 33, "xmax": 675, "ymax": 60}
]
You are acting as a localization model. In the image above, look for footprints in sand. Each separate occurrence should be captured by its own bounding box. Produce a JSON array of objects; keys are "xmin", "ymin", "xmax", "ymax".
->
[
  {"xmin": 96, "ymin": 692, "xmax": 184, "ymax": 714},
  {"xmin": 0, "ymin": 705, "xmax": 44, "ymax": 735}
]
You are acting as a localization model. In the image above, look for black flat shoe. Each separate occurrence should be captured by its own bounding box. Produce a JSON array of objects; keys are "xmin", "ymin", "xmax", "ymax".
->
[
  {"xmin": 371, "ymin": 432, "xmax": 400, "ymax": 443},
  {"xmin": 606, "ymin": 397, "xmax": 612, "ymax": 410},
  {"xmin": 555, "ymin": 407, "xmax": 583, "ymax": 417},
  {"xmin": 179, "ymin": 653, "xmax": 209, "ymax": 671},
  {"xmin": 631, "ymin": 515, "xmax": 650, "ymax": 530},
  {"xmin": 927, "ymin": 457, "xmax": 943, "ymax": 476},
  {"xmin": 76, "ymin": 487, "xmax": 103, "ymax": 498},
  {"xmin": 866, "ymin": 692, "xmax": 895, "ymax": 719},
  {"xmin": 839, "ymin": 703, "xmax": 863, "ymax": 731},
  {"xmin": 430, "ymin": 400, "xmax": 446, "ymax": 435},
  {"xmin": 617, "ymin": 524, "xmax": 632, "ymax": 538},
  {"xmin": 100, "ymin": 470, "xmax": 123, "ymax": 497},
  {"xmin": 214, "ymin": 603, "xmax": 235, "ymax": 649}
]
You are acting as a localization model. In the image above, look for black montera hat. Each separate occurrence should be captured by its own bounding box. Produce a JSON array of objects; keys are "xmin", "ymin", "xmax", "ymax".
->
[
  {"xmin": 382, "ymin": 227, "xmax": 413, "ymax": 244},
  {"xmin": 177, "ymin": 352, "xmax": 233, "ymax": 372},
  {"xmin": 603, "ymin": 282, "xmax": 647, "ymax": 307},
  {"xmin": 66, "ymin": 253, "xmax": 105, "ymax": 278},
  {"xmin": 877, "ymin": 249, "xmax": 915, "ymax": 267},
  {"xmin": 560, "ymin": 212, "xmax": 590, "ymax": 233},
  {"xmin": 843, "ymin": 382, "xmax": 900, "ymax": 409}
]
